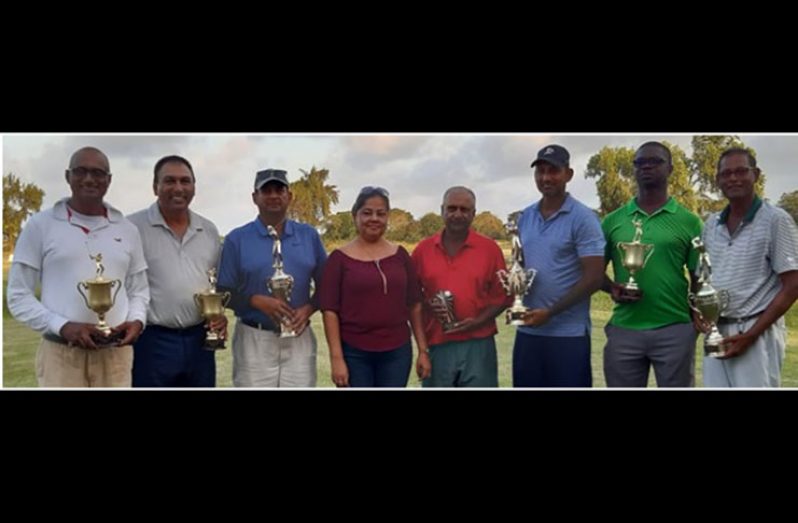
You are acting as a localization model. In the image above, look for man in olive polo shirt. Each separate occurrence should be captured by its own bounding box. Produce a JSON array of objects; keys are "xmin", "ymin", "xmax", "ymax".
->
[{"xmin": 601, "ymin": 141, "xmax": 703, "ymax": 387}]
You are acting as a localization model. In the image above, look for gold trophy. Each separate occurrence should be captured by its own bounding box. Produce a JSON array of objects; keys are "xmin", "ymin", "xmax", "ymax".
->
[
  {"xmin": 688, "ymin": 237, "xmax": 731, "ymax": 358},
  {"xmin": 497, "ymin": 212, "xmax": 537, "ymax": 325},
  {"xmin": 429, "ymin": 290, "xmax": 460, "ymax": 333},
  {"xmin": 266, "ymin": 225, "xmax": 296, "ymax": 338},
  {"xmin": 193, "ymin": 268, "xmax": 231, "ymax": 350},
  {"xmin": 616, "ymin": 218, "xmax": 655, "ymax": 298},
  {"xmin": 76, "ymin": 253, "xmax": 122, "ymax": 338}
]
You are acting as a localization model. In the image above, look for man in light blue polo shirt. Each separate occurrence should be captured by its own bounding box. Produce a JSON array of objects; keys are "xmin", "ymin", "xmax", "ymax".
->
[
  {"xmin": 513, "ymin": 144, "xmax": 606, "ymax": 387},
  {"xmin": 217, "ymin": 169, "xmax": 328, "ymax": 387}
]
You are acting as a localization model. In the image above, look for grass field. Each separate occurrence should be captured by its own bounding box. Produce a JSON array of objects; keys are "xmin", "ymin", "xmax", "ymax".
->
[{"xmin": 5, "ymin": 283, "xmax": 797, "ymax": 388}]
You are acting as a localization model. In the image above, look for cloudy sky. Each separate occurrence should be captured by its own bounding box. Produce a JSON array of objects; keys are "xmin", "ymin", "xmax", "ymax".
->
[{"xmin": 3, "ymin": 134, "xmax": 796, "ymax": 235}]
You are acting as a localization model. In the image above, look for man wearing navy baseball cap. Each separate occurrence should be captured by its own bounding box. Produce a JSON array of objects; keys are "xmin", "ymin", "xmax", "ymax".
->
[
  {"xmin": 216, "ymin": 168, "xmax": 328, "ymax": 387},
  {"xmin": 512, "ymin": 144, "xmax": 606, "ymax": 387}
]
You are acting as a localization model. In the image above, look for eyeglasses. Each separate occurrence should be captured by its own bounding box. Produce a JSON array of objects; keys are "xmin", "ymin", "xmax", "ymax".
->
[
  {"xmin": 69, "ymin": 167, "xmax": 110, "ymax": 179},
  {"xmin": 718, "ymin": 166, "xmax": 754, "ymax": 179},
  {"xmin": 632, "ymin": 157, "xmax": 667, "ymax": 168},
  {"xmin": 359, "ymin": 186, "xmax": 389, "ymax": 197}
]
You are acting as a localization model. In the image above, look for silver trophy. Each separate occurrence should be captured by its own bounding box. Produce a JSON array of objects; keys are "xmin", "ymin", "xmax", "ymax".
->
[
  {"xmin": 429, "ymin": 290, "xmax": 460, "ymax": 333},
  {"xmin": 616, "ymin": 218, "xmax": 655, "ymax": 298},
  {"xmin": 688, "ymin": 237, "xmax": 730, "ymax": 358},
  {"xmin": 497, "ymin": 212, "xmax": 537, "ymax": 326},
  {"xmin": 266, "ymin": 225, "xmax": 296, "ymax": 338}
]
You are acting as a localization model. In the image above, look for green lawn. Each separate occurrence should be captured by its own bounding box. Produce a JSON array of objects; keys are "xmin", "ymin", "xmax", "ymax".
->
[{"xmin": 5, "ymin": 289, "xmax": 797, "ymax": 388}]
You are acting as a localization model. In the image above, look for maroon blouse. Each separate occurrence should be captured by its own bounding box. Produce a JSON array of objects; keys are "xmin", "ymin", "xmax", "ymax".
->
[{"xmin": 319, "ymin": 246, "xmax": 422, "ymax": 351}]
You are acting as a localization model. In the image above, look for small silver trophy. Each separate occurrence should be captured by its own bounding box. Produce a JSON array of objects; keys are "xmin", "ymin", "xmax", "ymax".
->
[
  {"xmin": 497, "ymin": 211, "xmax": 537, "ymax": 326},
  {"xmin": 688, "ymin": 237, "xmax": 731, "ymax": 358},
  {"xmin": 266, "ymin": 225, "xmax": 296, "ymax": 338},
  {"xmin": 616, "ymin": 218, "xmax": 655, "ymax": 298},
  {"xmin": 429, "ymin": 290, "xmax": 460, "ymax": 333}
]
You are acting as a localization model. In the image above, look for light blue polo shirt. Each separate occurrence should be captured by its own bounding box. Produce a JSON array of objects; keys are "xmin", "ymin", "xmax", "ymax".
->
[
  {"xmin": 216, "ymin": 217, "xmax": 328, "ymax": 328},
  {"xmin": 516, "ymin": 194, "xmax": 605, "ymax": 337}
]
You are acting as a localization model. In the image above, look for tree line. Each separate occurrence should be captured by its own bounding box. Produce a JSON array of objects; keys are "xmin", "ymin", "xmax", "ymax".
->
[{"xmin": 5, "ymin": 137, "xmax": 798, "ymax": 255}]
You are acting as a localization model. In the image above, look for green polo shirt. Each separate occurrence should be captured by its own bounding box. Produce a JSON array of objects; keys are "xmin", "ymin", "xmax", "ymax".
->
[{"xmin": 602, "ymin": 197, "xmax": 703, "ymax": 330}]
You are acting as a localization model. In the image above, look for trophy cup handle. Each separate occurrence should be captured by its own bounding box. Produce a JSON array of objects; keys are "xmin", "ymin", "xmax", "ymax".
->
[
  {"xmin": 687, "ymin": 292, "xmax": 701, "ymax": 317},
  {"xmin": 718, "ymin": 289, "xmax": 730, "ymax": 311},
  {"xmin": 221, "ymin": 291, "xmax": 232, "ymax": 308},
  {"xmin": 76, "ymin": 281, "xmax": 91, "ymax": 308},
  {"xmin": 110, "ymin": 279, "xmax": 123, "ymax": 307},
  {"xmin": 643, "ymin": 243, "xmax": 655, "ymax": 265},
  {"xmin": 193, "ymin": 293, "xmax": 202, "ymax": 309}
]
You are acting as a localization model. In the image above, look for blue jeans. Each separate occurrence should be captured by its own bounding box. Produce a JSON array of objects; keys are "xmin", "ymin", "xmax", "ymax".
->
[
  {"xmin": 133, "ymin": 324, "xmax": 215, "ymax": 387},
  {"xmin": 343, "ymin": 341, "xmax": 412, "ymax": 388},
  {"xmin": 513, "ymin": 331, "xmax": 592, "ymax": 387}
]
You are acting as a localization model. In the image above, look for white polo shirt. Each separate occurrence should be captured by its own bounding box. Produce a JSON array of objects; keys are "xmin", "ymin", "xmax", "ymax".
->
[
  {"xmin": 702, "ymin": 198, "xmax": 798, "ymax": 317},
  {"xmin": 127, "ymin": 203, "xmax": 222, "ymax": 328},
  {"xmin": 8, "ymin": 197, "xmax": 149, "ymax": 335}
]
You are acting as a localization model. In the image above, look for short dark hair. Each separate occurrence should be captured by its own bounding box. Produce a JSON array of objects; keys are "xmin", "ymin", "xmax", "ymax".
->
[
  {"xmin": 154, "ymin": 155, "xmax": 195, "ymax": 185},
  {"xmin": 352, "ymin": 186, "xmax": 390, "ymax": 215},
  {"xmin": 717, "ymin": 147, "xmax": 757, "ymax": 172},
  {"xmin": 636, "ymin": 141, "xmax": 672, "ymax": 166}
]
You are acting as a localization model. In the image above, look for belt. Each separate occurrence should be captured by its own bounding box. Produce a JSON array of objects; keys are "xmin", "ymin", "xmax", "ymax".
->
[
  {"xmin": 147, "ymin": 323, "xmax": 205, "ymax": 334},
  {"xmin": 717, "ymin": 311, "xmax": 764, "ymax": 325},
  {"xmin": 43, "ymin": 333, "xmax": 70, "ymax": 345},
  {"xmin": 239, "ymin": 319, "xmax": 278, "ymax": 332}
]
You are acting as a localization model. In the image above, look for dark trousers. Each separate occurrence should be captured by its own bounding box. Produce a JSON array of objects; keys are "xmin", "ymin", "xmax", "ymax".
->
[
  {"xmin": 513, "ymin": 331, "xmax": 592, "ymax": 387},
  {"xmin": 343, "ymin": 341, "xmax": 412, "ymax": 388},
  {"xmin": 132, "ymin": 323, "xmax": 215, "ymax": 387}
]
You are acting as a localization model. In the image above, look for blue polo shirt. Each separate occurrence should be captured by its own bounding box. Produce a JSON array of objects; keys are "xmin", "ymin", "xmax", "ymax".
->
[
  {"xmin": 217, "ymin": 217, "xmax": 327, "ymax": 328},
  {"xmin": 516, "ymin": 194, "xmax": 605, "ymax": 337}
]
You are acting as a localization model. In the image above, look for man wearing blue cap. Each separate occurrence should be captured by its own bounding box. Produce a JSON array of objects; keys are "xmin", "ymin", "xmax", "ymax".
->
[
  {"xmin": 216, "ymin": 169, "xmax": 327, "ymax": 387},
  {"xmin": 512, "ymin": 144, "xmax": 606, "ymax": 387}
]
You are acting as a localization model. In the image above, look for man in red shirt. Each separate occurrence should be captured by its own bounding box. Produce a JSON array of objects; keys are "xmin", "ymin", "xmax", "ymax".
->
[{"xmin": 412, "ymin": 186, "xmax": 510, "ymax": 387}]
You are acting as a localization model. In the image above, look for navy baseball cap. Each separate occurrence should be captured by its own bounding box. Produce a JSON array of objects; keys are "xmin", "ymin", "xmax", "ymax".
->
[
  {"xmin": 531, "ymin": 144, "xmax": 570, "ymax": 169},
  {"xmin": 254, "ymin": 169, "xmax": 289, "ymax": 190}
]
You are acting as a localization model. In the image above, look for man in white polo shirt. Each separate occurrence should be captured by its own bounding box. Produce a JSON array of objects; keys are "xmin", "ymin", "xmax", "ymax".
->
[
  {"xmin": 6, "ymin": 146, "xmax": 150, "ymax": 387},
  {"xmin": 127, "ymin": 155, "xmax": 225, "ymax": 387},
  {"xmin": 701, "ymin": 147, "xmax": 798, "ymax": 387}
]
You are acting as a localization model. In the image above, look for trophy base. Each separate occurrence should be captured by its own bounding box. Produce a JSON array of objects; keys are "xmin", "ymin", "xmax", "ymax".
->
[
  {"xmin": 704, "ymin": 340, "xmax": 729, "ymax": 358},
  {"xmin": 204, "ymin": 339, "xmax": 227, "ymax": 351},
  {"xmin": 279, "ymin": 331, "xmax": 297, "ymax": 338},
  {"xmin": 506, "ymin": 309, "xmax": 528, "ymax": 326},
  {"xmin": 90, "ymin": 329, "xmax": 125, "ymax": 348},
  {"xmin": 442, "ymin": 322, "xmax": 462, "ymax": 333},
  {"xmin": 619, "ymin": 286, "xmax": 642, "ymax": 299}
]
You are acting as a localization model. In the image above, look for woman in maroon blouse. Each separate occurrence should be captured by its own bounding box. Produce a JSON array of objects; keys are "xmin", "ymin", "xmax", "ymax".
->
[{"xmin": 319, "ymin": 186, "xmax": 431, "ymax": 387}]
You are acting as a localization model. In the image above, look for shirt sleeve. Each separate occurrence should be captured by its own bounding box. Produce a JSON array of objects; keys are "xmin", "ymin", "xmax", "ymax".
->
[
  {"xmin": 770, "ymin": 209, "xmax": 798, "ymax": 274},
  {"xmin": 216, "ymin": 231, "xmax": 250, "ymax": 315},
  {"xmin": 400, "ymin": 247, "xmax": 422, "ymax": 306},
  {"xmin": 686, "ymin": 214, "xmax": 704, "ymax": 272},
  {"xmin": 575, "ymin": 210, "xmax": 606, "ymax": 258},
  {"xmin": 309, "ymin": 230, "xmax": 328, "ymax": 310},
  {"xmin": 319, "ymin": 250, "xmax": 343, "ymax": 312},
  {"xmin": 6, "ymin": 262, "xmax": 69, "ymax": 335},
  {"xmin": 124, "ymin": 269, "xmax": 150, "ymax": 326}
]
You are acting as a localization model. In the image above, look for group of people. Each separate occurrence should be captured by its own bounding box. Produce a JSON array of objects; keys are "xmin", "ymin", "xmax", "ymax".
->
[{"xmin": 7, "ymin": 141, "xmax": 798, "ymax": 388}]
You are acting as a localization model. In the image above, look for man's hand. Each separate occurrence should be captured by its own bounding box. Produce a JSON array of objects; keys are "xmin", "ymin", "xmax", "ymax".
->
[
  {"xmin": 60, "ymin": 322, "xmax": 102, "ymax": 350},
  {"xmin": 716, "ymin": 331, "xmax": 758, "ymax": 360},
  {"xmin": 112, "ymin": 320, "xmax": 144, "ymax": 346},
  {"xmin": 521, "ymin": 308, "xmax": 551, "ymax": 327},
  {"xmin": 288, "ymin": 304, "xmax": 314, "ymax": 336},
  {"xmin": 250, "ymin": 295, "xmax": 295, "ymax": 328},
  {"xmin": 208, "ymin": 315, "xmax": 228, "ymax": 340}
]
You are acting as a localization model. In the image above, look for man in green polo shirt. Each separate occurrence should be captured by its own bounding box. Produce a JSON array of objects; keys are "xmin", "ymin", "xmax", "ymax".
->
[{"xmin": 601, "ymin": 141, "xmax": 703, "ymax": 387}]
